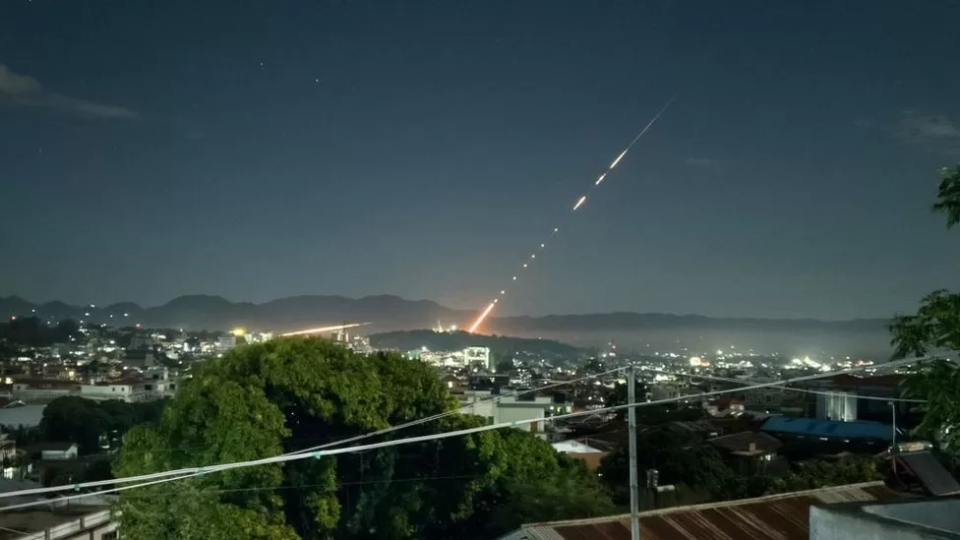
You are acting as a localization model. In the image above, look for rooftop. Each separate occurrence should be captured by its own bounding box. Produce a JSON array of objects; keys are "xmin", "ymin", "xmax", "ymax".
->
[
  {"xmin": 813, "ymin": 374, "xmax": 904, "ymax": 389},
  {"xmin": 708, "ymin": 431, "xmax": 782, "ymax": 455},
  {"xmin": 760, "ymin": 416, "xmax": 896, "ymax": 441},
  {"xmin": 0, "ymin": 507, "xmax": 110, "ymax": 540},
  {"xmin": 498, "ymin": 481, "xmax": 898, "ymax": 540}
]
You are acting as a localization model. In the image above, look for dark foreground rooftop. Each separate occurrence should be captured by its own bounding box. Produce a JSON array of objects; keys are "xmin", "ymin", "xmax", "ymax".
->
[{"xmin": 497, "ymin": 481, "xmax": 898, "ymax": 540}]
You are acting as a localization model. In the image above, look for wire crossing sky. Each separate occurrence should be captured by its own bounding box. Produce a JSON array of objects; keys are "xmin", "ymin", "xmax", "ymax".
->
[{"xmin": 468, "ymin": 92, "xmax": 681, "ymax": 333}]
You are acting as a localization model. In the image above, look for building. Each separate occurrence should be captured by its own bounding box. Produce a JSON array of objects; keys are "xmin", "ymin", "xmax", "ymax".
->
[
  {"xmin": 39, "ymin": 442, "xmax": 78, "ymax": 461},
  {"xmin": 496, "ymin": 481, "xmax": 898, "ymax": 540},
  {"xmin": 806, "ymin": 374, "xmax": 908, "ymax": 424},
  {"xmin": 458, "ymin": 391, "xmax": 554, "ymax": 436},
  {"xmin": 550, "ymin": 439, "xmax": 608, "ymax": 471},
  {"xmin": 0, "ymin": 506, "xmax": 117, "ymax": 540},
  {"xmin": 217, "ymin": 335, "xmax": 237, "ymax": 351},
  {"xmin": 80, "ymin": 377, "xmax": 153, "ymax": 403},
  {"xmin": 11, "ymin": 380, "xmax": 80, "ymax": 402},
  {"xmin": 463, "ymin": 347, "xmax": 492, "ymax": 371},
  {"xmin": 707, "ymin": 431, "xmax": 783, "ymax": 473},
  {"xmin": 810, "ymin": 495, "xmax": 960, "ymax": 539}
]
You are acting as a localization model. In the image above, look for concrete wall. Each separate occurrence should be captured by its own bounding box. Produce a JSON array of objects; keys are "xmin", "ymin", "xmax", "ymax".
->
[
  {"xmin": 864, "ymin": 499, "xmax": 960, "ymax": 536},
  {"xmin": 810, "ymin": 503, "xmax": 960, "ymax": 540}
]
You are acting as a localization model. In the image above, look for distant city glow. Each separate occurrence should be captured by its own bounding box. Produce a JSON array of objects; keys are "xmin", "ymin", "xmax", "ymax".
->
[{"xmin": 281, "ymin": 322, "xmax": 366, "ymax": 337}]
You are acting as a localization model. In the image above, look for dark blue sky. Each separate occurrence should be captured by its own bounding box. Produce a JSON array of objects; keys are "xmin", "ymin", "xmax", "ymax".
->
[{"xmin": 1, "ymin": 0, "xmax": 958, "ymax": 319}]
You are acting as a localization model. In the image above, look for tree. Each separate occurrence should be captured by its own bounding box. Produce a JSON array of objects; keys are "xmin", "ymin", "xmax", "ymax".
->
[
  {"xmin": 889, "ymin": 163, "xmax": 960, "ymax": 457},
  {"xmin": 932, "ymin": 165, "xmax": 960, "ymax": 228},
  {"xmin": 39, "ymin": 396, "xmax": 167, "ymax": 455},
  {"xmin": 114, "ymin": 338, "xmax": 613, "ymax": 540},
  {"xmin": 598, "ymin": 427, "xmax": 735, "ymax": 504}
]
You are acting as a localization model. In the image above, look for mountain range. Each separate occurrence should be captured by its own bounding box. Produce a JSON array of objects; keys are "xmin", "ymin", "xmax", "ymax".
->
[{"xmin": 0, "ymin": 294, "xmax": 894, "ymax": 355}]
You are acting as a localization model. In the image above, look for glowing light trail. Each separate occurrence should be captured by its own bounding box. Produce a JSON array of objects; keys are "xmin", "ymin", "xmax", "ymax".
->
[
  {"xmin": 281, "ymin": 322, "xmax": 367, "ymax": 337},
  {"xmin": 466, "ymin": 91, "xmax": 682, "ymax": 334},
  {"xmin": 572, "ymin": 195, "xmax": 587, "ymax": 211}
]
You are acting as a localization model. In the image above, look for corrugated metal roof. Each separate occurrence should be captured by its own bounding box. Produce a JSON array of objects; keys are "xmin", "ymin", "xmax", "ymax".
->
[
  {"xmin": 760, "ymin": 417, "xmax": 894, "ymax": 441},
  {"xmin": 502, "ymin": 482, "xmax": 898, "ymax": 540}
]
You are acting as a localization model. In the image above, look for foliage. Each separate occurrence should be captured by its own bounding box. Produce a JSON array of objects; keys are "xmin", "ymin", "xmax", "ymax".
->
[
  {"xmin": 598, "ymin": 427, "xmax": 734, "ymax": 504},
  {"xmin": 598, "ymin": 426, "xmax": 882, "ymax": 507},
  {"xmin": 39, "ymin": 396, "xmax": 167, "ymax": 454},
  {"xmin": 901, "ymin": 360, "xmax": 960, "ymax": 452},
  {"xmin": 764, "ymin": 455, "xmax": 882, "ymax": 494},
  {"xmin": 0, "ymin": 317, "xmax": 79, "ymax": 346},
  {"xmin": 889, "ymin": 163, "xmax": 960, "ymax": 458},
  {"xmin": 932, "ymin": 165, "xmax": 960, "ymax": 229},
  {"xmin": 114, "ymin": 338, "xmax": 612, "ymax": 540}
]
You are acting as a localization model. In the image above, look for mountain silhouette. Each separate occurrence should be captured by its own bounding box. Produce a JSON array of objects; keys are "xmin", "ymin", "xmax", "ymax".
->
[{"xmin": 0, "ymin": 294, "xmax": 892, "ymax": 354}]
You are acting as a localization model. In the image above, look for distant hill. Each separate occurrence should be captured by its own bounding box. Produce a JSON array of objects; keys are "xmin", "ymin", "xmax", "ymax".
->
[
  {"xmin": 0, "ymin": 294, "xmax": 894, "ymax": 356},
  {"xmin": 0, "ymin": 294, "xmax": 461, "ymax": 333}
]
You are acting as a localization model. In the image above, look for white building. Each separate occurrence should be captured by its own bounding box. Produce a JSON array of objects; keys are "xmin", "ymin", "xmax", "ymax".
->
[
  {"xmin": 11, "ymin": 381, "xmax": 79, "ymax": 402},
  {"xmin": 217, "ymin": 335, "xmax": 237, "ymax": 351},
  {"xmin": 80, "ymin": 379, "xmax": 151, "ymax": 403},
  {"xmin": 0, "ymin": 506, "xmax": 117, "ymax": 540},
  {"xmin": 40, "ymin": 442, "xmax": 78, "ymax": 461},
  {"xmin": 463, "ymin": 347, "xmax": 492, "ymax": 371},
  {"xmin": 458, "ymin": 391, "xmax": 554, "ymax": 436}
]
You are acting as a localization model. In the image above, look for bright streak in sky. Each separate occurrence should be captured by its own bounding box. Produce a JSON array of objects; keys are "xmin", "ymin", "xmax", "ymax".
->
[
  {"xmin": 596, "ymin": 173, "xmax": 606, "ymax": 185},
  {"xmin": 467, "ymin": 302, "xmax": 497, "ymax": 333},
  {"xmin": 573, "ymin": 195, "xmax": 587, "ymax": 211},
  {"xmin": 281, "ymin": 322, "xmax": 367, "ymax": 337},
  {"xmin": 609, "ymin": 149, "xmax": 628, "ymax": 169}
]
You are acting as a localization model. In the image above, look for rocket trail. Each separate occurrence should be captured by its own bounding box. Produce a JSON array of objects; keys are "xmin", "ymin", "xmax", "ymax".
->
[{"xmin": 467, "ymin": 91, "xmax": 682, "ymax": 334}]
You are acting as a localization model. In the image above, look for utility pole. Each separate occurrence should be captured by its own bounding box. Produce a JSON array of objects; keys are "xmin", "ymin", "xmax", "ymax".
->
[
  {"xmin": 889, "ymin": 401, "xmax": 898, "ymax": 476},
  {"xmin": 627, "ymin": 364, "xmax": 640, "ymax": 540}
]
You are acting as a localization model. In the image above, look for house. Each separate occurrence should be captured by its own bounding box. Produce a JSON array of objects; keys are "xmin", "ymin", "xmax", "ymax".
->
[
  {"xmin": 551, "ymin": 439, "xmax": 608, "ymax": 471},
  {"xmin": 804, "ymin": 374, "xmax": 910, "ymax": 424},
  {"xmin": 39, "ymin": 443, "xmax": 78, "ymax": 461},
  {"xmin": 80, "ymin": 377, "xmax": 151, "ymax": 403},
  {"xmin": 458, "ymin": 391, "xmax": 554, "ymax": 436},
  {"xmin": 707, "ymin": 431, "xmax": 783, "ymax": 473},
  {"xmin": 0, "ymin": 506, "xmax": 118, "ymax": 540},
  {"xmin": 496, "ymin": 481, "xmax": 899, "ymax": 540},
  {"xmin": 11, "ymin": 380, "xmax": 80, "ymax": 402}
]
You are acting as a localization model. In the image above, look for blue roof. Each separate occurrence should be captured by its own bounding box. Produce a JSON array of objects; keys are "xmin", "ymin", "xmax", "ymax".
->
[{"xmin": 760, "ymin": 416, "xmax": 896, "ymax": 441}]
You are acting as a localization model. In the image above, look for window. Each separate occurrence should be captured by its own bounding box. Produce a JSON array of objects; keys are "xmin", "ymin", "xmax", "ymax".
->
[{"xmin": 102, "ymin": 531, "xmax": 119, "ymax": 540}]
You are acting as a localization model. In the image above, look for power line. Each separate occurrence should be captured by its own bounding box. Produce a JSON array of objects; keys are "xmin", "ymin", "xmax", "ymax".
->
[{"xmin": 0, "ymin": 353, "xmax": 942, "ymax": 510}]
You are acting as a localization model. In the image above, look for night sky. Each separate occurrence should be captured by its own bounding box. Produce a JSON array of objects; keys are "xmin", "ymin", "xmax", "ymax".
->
[{"xmin": 2, "ymin": 1, "xmax": 959, "ymax": 319}]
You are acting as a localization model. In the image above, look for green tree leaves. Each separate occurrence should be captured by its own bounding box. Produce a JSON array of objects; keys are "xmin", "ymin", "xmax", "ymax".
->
[
  {"xmin": 114, "ymin": 337, "xmax": 613, "ymax": 540},
  {"xmin": 933, "ymin": 165, "xmax": 960, "ymax": 229},
  {"xmin": 889, "ymin": 163, "xmax": 960, "ymax": 460}
]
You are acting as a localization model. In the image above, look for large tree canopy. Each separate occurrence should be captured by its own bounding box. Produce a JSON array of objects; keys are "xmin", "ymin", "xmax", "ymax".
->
[
  {"xmin": 890, "ymin": 163, "xmax": 960, "ymax": 457},
  {"xmin": 114, "ymin": 338, "xmax": 612, "ymax": 540}
]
